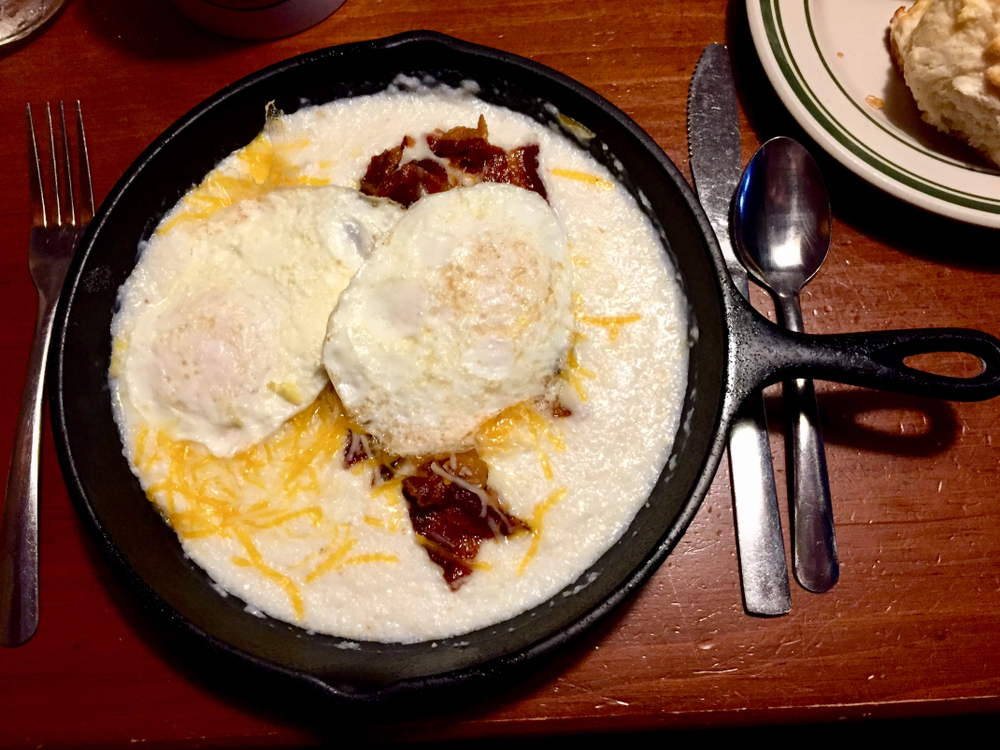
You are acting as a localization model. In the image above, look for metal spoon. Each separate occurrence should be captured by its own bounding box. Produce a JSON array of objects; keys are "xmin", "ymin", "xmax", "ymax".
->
[
  {"xmin": 733, "ymin": 136, "xmax": 838, "ymax": 593},
  {"xmin": 0, "ymin": 0, "xmax": 67, "ymax": 48}
]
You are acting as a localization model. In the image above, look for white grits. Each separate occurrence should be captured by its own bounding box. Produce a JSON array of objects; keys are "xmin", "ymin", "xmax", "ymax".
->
[{"xmin": 109, "ymin": 80, "xmax": 689, "ymax": 643}]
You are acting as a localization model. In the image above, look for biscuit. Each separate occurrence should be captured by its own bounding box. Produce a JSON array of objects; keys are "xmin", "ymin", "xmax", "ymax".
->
[{"xmin": 891, "ymin": 0, "xmax": 1000, "ymax": 167}]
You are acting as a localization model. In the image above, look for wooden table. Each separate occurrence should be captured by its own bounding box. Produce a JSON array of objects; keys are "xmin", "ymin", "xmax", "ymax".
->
[{"xmin": 2, "ymin": 0, "xmax": 999, "ymax": 745}]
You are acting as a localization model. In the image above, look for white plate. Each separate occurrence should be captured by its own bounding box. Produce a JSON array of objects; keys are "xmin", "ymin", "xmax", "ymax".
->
[{"xmin": 747, "ymin": 0, "xmax": 1000, "ymax": 227}]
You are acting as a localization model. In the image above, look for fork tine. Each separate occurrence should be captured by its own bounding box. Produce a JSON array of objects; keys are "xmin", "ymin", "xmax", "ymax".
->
[
  {"xmin": 27, "ymin": 101, "xmax": 93, "ymax": 230},
  {"xmin": 58, "ymin": 102, "xmax": 76, "ymax": 227},
  {"xmin": 25, "ymin": 105, "xmax": 47, "ymax": 229},
  {"xmin": 45, "ymin": 103, "xmax": 61, "ymax": 226},
  {"xmin": 75, "ymin": 101, "xmax": 95, "ymax": 224}
]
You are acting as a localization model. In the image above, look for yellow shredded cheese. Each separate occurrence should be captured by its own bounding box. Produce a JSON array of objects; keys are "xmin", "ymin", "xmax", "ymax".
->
[
  {"xmin": 234, "ymin": 527, "xmax": 304, "ymax": 619},
  {"xmin": 133, "ymin": 388, "xmax": 399, "ymax": 621},
  {"xmin": 476, "ymin": 401, "xmax": 565, "ymax": 479},
  {"xmin": 572, "ymin": 292, "xmax": 641, "ymax": 341},
  {"xmin": 550, "ymin": 167, "xmax": 615, "ymax": 190},
  {"xmin": 518, "ymin": 488, "xmax": 568, "ymax": 575},
  {"xmin": 156, "ymin": 128, "xmax": 329, "ymax": 234},
  {"xmin": 560, "ymin": 332, "xmax": 596, "ymax": 402}
]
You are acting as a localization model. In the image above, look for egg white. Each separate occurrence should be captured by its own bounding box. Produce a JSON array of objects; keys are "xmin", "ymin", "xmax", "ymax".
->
[
  {"xmin": 112, "ymin": 185, "xmax": 404, "ymax": 457},
  {"xmin": 322, "ymin": 182, "xmax": 574, "ymax": 456}
]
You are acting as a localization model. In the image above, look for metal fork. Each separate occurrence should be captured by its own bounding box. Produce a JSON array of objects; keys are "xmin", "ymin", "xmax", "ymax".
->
[{"xmin": 0, "ymin": 102, "xmax": 94, "ymax": 647}]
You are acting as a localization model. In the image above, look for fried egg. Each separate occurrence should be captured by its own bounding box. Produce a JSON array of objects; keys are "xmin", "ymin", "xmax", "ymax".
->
[
  {"xmin": 322, "ymin": 182, "xmax": 574, "ymax": 456},
  {"xmin": 112, "ymin": 185, "xmax": 404, "ymax": 457}
]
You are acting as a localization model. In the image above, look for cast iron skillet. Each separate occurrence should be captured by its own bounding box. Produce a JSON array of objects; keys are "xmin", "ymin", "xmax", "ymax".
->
[{"xmin": 51, "ymin": 31, "xmax": 1000, "ymax": 703}]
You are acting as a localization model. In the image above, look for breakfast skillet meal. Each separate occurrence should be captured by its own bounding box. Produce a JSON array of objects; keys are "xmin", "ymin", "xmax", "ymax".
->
[{"xmin": 108, "ymin": 78, "xmax": 689, "ymax": 643}]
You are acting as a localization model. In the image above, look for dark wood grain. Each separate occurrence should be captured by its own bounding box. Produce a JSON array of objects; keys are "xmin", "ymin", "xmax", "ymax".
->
[{"xmin": 1, "ymin": 0, "xmax": 999, "ymax": 746}]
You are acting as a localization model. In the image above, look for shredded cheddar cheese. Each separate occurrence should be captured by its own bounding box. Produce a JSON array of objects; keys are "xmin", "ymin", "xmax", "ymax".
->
[
  {"xmin": 366, "ymin": 479, "xmax": 406, "ymax": 533},
  {"xmin": 560, "ymin": 332, "xmax": 596, "ymax": 402},
  {"xmin": 234, "ymin": 527, "xmax": 304, "ymax": 618},
  {"xmin": 133, "ymin": 388, "xmax": 397, "ymax": 621},
  {"xmin": 304, "ymin": 524, "xmax": 398, "ymax": 582},
  {"xmin": 572, "ymin": 292, "xmax": 641, "ymax": 341},
  {"xmin": 156, "ymin": 125, "xmax": 330, "ymax": 234},
  {"xmin": 551, "ymin": 167, "xmax": 615, "ymax": 190},
  {"xmin": 476, "ymin": 401, "xmax": 565, "ymax": 480},
  {"xmin": 518, "ymin": 488, "xmax": 568, "ymax": 575}
]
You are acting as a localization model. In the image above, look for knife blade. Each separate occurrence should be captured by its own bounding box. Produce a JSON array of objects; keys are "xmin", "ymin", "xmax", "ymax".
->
[{"xmin": 687, "ymin": 43, "xmax": 791, "ymax": 616}]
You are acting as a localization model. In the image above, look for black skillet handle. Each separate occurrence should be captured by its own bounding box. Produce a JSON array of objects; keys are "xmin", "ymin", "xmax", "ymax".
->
[
  {"xmin": 743, "ymin": 315, "xmax": 1000, "ymax": 402},
  {"xmin": 811, "ymin": 328, "xmax": 1000, "ymax": 399}
]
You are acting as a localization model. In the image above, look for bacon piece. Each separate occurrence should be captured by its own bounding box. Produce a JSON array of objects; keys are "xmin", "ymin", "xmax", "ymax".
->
[
  {"xmin": 426, "ymin": 115, "xmax": 489, "ymax": 153},
  {"xmin": 475, "ymin": 143, "xmax": 545, "ymax": 200},
  {"xmin": 550, "ymin": 399, "xmax": 572, "ymax": 419},
  {"xmin": 480, "ymin": 144, "xmax": 546, "ymax": 199},
  {"xmin": 359, "ymin": 137, "xmax": 452, "ymax": 208},
  {"xmin": 381, "ymin": 159, "xmax": 450, "ymax": 207},
  {"xmin": 359, "ymin": 136, "xmax": 409, "ymax": 196},
  {"xmin": 401, "ymin": 451, "xmax": 527, "ymax": 589},
  {"xmin": 427, "ymin": 115, "xmax": 507, "ymax": 175},
  {"xmin": 506, "ymin": 144, "xmax": 547, "ymax": 200},
  {"xmin": 361, "ymin": 117, "xmax": 548, "ymax": 208},
  {"xmin": 428, "ymin": 116, "xmax": 547, "ymax": 200}
]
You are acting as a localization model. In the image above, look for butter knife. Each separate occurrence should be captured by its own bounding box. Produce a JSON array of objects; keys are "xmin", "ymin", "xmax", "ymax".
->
[{"xmin": 687, "ymin": 43, "xmax": 791, "ymax": 616}]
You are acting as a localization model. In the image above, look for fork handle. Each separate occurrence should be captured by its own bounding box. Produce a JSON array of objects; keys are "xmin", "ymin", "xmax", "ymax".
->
[{"xmin": 0, "ymin": 292, "xmax": 58, "ymax": 647}]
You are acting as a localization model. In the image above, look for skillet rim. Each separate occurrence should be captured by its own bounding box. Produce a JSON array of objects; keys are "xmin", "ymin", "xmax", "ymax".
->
[{"xmin": 49, "ymin": 30, "xmax": 733, "ymax": 702}]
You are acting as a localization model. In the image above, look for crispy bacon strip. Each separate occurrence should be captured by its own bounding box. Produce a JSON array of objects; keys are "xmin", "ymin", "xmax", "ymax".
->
[
  {"xmin": 427, "ymin": 115, "xmax": 506, "ymax": 174},
  {"xmin": 504, "ymin": 144, "xmax": 547, "ymax": 199},
  {"xmin": 341, "ymin": 432, "xmax": 528, "ymax": 589},
  {"xmin": 359, "ymin": 136, "xmax": 451, "ymax": 207},
  {"xmin": 359, "ymin": 136, "xmax": 409, "ymax": 194},
  {"xmin": 360, "ymin": 116, "xmax": 547, "ymax": 206}
]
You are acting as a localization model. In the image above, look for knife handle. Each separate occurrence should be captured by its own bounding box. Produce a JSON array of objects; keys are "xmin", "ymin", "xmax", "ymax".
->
[{"xmin": 727, "ymin": 394, "xmax": 791, "ymax": 616}]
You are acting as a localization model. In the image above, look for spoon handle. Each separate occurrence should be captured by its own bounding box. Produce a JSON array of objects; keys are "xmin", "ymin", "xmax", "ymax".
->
[
  {"xmin": 786, "ymin": 377, "xmax": 839, "ymax": 592},
  {"xmin": 777, "ymin": 292, "xmax": 839, "ymax": 593}
]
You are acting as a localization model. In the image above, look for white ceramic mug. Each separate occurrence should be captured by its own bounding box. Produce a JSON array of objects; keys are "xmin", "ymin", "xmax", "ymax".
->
[{"xmin": 171, "ymin": 0, "xmax": 348, "ymax": 40}]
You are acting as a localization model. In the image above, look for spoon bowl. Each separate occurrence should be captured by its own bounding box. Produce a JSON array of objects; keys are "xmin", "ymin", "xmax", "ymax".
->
[
  {"xmin": 735, "ymin": 137, "xmax": 832, "ymax": 296},
  {"xmin": 0, "ymin": 0, "xmax": 67, "ymax": 48},
  {"xmin": 733, "ymin": 136, "xmax": 839, "ymax": 593}
]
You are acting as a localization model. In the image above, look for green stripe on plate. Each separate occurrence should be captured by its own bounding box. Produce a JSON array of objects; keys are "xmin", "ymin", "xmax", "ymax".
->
[
  {"xmin": 805, "ymin": 2, "xmax": 997, "ymax": 174},
  {"xmin": 759, "ymin": 0, "xmax": 1000, "ymax": 213}
]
